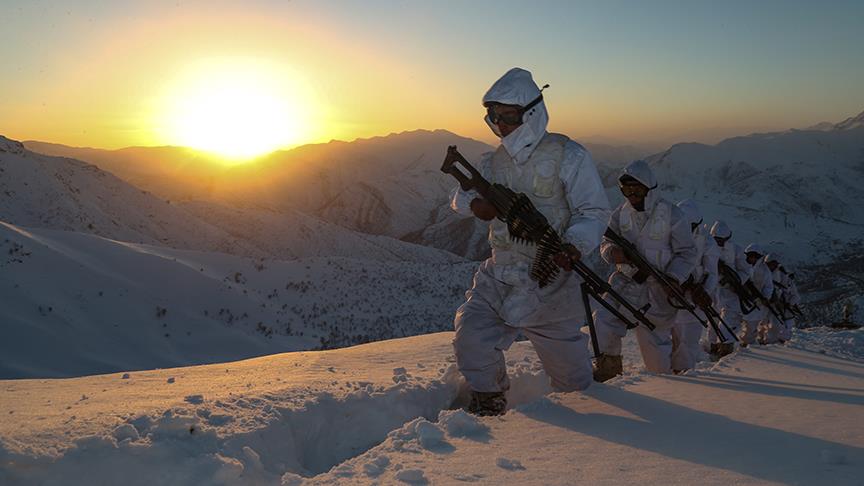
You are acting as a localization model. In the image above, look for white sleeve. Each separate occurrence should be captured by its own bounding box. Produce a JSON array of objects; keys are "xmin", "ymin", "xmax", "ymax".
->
[
  {"xmin": 560, "ymin": 142, "xmax": 611, "ymax": 256},
  {"xmin": 702, "ymin": 237, "xmax": 720, "ymax": 294},
  {"xmin": 759, "ymin": 264, "xmax": 774, "ymax": 299},
  {"xmin": 599, "ymin": 205, "xmax": 623, "ymax": 264},
  {"xmin": 665, "ymin": 205, "xmax": 698, "ymax": 283},
  {"xmin": 735, "ymin": 245, "xmax": 753, "ymax": 282},
  {"xmin": 789, "ymin": 281, "xmax": 801, "ymax": 305},
  {"xmin": 449, "ymin": 151, "xmax": 493, "ymax": 217}
]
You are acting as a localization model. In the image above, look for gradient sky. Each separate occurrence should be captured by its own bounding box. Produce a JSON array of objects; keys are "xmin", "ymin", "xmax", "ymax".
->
[{"xmin": 1, "ymin": 0, "xmax": 863, "ymax": 153}]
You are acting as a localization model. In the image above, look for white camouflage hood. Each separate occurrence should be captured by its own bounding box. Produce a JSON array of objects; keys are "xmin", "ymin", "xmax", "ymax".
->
[
  {"xmin": 620, "ymin": 159, "xmax": 658, "ymax": 189},
  {"xmin": 620, "ymin": 159, "xmax": 660, "ymax": 211},
  {"xmin": 710, "ymin": 220, "xmax": 732, "ymax": 239},
  {"xmin": 482, "ymin": 67, "xmax": 549, "ymax": 161},
  {"xmin": 745, "ymin": 243, "xmax": 765, "ymax": 256}
]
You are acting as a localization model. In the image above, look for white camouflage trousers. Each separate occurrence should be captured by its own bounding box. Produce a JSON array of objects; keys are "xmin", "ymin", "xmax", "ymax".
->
[
  {"xmin": 672, "ymin": 309, "xmax": 706, "ymax": 371},
  {"xmin": 740, "ymin": 307, "xmax": 768, "ymax": 345},
  {"xmin": 594, "ymin": 273, "xmax": 679, "ymax": 374},
  {"xmin": 710, "ymin": 288, "xmax": 743, "ymax": 344},
  {"xmin": 453, "ymin": 264, "xmax": 593, "ymax": 394},
  {"xmin": 761, "ymin": 316, "xmax": 793, "ymax": 343}
]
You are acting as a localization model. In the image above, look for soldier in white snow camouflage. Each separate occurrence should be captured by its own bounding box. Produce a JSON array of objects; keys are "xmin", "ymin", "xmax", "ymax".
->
[
  {"xmin": 449, "ymin": 67, "xmax": 610, "ymax": 415},
  {"xmin": 709, "ymin": 220, "xmax": 752, "ymax": 359},
  {"xmin": 740, "ymin": 243, "xmax": 774, "ymax": 345},
  {"xmin": 592, "ymin": 160, "xmax": 698, "ymax": 381},
  {"xmin": 672, "ymin": 199, "xmax": 719, "ymax": 373}
]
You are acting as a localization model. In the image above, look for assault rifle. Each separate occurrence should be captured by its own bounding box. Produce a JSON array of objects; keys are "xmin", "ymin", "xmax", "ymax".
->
[
  {"xmin": 745, "ymin": 281, "xmax": 787, "ymax": 326},
  {"xmin": 683, "ymin": 277, "xmax": 740, "ymax": 343},
  {"xmin": 772, "ymin": 280, "xmax": 803, "ymax": 318},
  {"xmin": 441, "ymin": 146, "xmax": 656, "ymax": 358},
  {"xmin": 717, "ymin": 260, "xmax": 759, "ymax": 314},
  {"xmin": 603, "ymin": 228, "xmax": 710, "ymax": 328},
  {"xmin": 791, "ymin": 304, "xmax": 804, "ymax": 317}
]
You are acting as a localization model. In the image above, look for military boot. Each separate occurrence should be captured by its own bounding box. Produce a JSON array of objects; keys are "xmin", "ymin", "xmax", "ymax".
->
[
  {"xmin": 593, "ymin": 354, "xmax": 623, "ymax": 382},
  {"xmin": 709, "ymin": 343, "xmax": 723, "ymax": 361},
  {"xmin": 467, "ymin": 391, "xmax": 507, "ymax": 416},
  {"xmin": 719, "ymin": 342, "xmax": 735, "ymax": 358}
]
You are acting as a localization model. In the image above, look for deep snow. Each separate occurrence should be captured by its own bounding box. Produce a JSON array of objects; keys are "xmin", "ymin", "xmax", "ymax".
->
[{"xmin": 1, "ymin": 329, "xmax": 861, "ymax": 485}]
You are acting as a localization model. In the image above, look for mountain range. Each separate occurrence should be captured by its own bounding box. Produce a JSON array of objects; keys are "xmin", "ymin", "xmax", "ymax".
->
[{"xmin": 4, "ymin": 108, "xmax": 864, "ymax": 376}]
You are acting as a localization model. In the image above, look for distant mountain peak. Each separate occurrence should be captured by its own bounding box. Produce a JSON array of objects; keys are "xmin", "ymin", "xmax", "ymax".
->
[
  {"xmin": 834, "ymin": 109, "xmax": 864, "ymax": 130},
  {"xmin": 804, "ymin": 121, "xmax": 835, "ymax": 131}
]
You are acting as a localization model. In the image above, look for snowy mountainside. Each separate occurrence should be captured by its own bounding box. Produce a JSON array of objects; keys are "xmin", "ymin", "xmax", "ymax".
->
[
  {"xmin": 25, "ymin": 130, "xmax": 498, "ymax": 259},
  {"xmin": 1, "ymin": 331, "xmax": 861, "ymax": 485},
  {"xmin": 0, "ymin": 221, "xmax": 475, "ymax": 379},
  {"xmin": 18, "ymin": 142, "xmax": 221, "ymax": 203},
  {"xmin": 5, "ymin": 134, "xmax": 466, "ymax": 264},
  {"xmin": 24, "ymin": 129, "xmax": 493, "ymax": 213},
  {"xmin": 835, "ymin": 110, "xmax": 864, "ymax": 131},
  {"xmin": 0, "ymin": 136, "xmax": 260, "ymax": 257},
  {"xmin": 179, "ymin": 201, "xmax": 464, "ymax": 264},
  {"xmin": 643, "ymin": 111, "xmax": 864, "ymax": 265}
]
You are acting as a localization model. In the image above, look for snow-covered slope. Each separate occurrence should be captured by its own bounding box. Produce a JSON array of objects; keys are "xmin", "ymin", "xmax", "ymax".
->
[
  {"xmin": 6, "ymin": 134, "xmax": 467, "ymax": 264},
  {"xmin": 1, "ymin": 331, "xmax": 861, "ymax": 485},
  {"xmin": 18, "ymin": 142, "xmax": 222, "ymax": 203},
  {"xmin": 180, "ymin": 201, "xmax": 464, "ymax": 264},
  {"xmin": 0, "ymin": 136, "xmax": 259, "ymax": 257},
  {"xmin": 26, "ymin": 130, "xmax": 498, "ymax": 259},
  {"xmin": 0, "ymin": 221, "xmax": 475, "ymax": 379},
  {"xmin": 835, "ymin": 110, "xmax": 864, "ymax": 131},
  {"xmin": 641, "ymin": 112, "xmax": 864, "ymax": 265}
]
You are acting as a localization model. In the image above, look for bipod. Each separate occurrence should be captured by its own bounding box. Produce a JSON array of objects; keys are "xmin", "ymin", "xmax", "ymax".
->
[
  {"xmin": 580, "ymin": 282, "xmax": 602, "ymax": 359},
  {"xmin": 572, "ymin": 260, "xmax": 655, "ymax": 331}
]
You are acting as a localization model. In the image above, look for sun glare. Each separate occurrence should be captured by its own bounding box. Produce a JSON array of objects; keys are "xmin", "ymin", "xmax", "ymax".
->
[{"xmin": 160, "ymin": 60, "xmax": 313, "ymax": 161}]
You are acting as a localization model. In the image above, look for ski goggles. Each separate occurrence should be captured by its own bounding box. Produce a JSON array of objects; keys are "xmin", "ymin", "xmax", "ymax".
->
[{"xmin": 485, "ymin": 91, "xmax": 545, "ymax": 125}]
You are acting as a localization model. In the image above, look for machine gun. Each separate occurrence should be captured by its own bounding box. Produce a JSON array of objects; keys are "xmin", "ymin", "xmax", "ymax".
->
[
  {"xmin": 603, "ymin": 227, "xmax": 711, "ymax": 329},
  {"xmin": 441, "ymin": 145, "xmax": 561, "ymax": 287},
  {"xmin": 717, "ymin": 260, "xmax": 759, "ymax": 315},
  {"xmin": 441, "ymin": 146, "xmax": 656, "ymax": 358}
]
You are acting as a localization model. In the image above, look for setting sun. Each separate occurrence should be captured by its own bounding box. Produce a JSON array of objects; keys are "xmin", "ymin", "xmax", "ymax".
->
[{"xmin": 159, "ymin": 60, "xmax": 313, "ymax": 160}]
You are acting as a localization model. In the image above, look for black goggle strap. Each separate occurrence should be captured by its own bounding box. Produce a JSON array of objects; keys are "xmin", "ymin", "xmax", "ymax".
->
[{"xmin": 522, "ymin": 84, "xmax": 549, "ymax": 112}]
